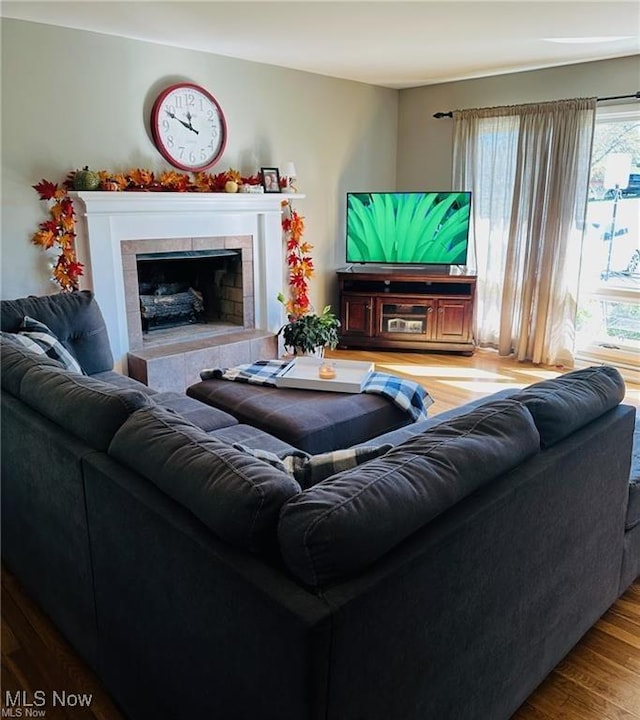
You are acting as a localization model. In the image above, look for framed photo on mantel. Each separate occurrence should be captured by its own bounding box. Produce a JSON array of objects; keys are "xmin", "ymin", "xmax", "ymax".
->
[{"xmin": 261, "ymin": 167, "xmax": 281, "ymax": 193}]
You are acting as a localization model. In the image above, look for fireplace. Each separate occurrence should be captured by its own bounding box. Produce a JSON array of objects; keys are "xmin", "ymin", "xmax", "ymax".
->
[
  {"xmin": 71, "ymin": 191, "xmax": 300, "ymax": 378},
  {"xmin": 120, "ymin": 233, "xmax": 255, "ymax": 351},
  {"xmin": 136, "ymin": 249, "xmax": 243, "ymax": 332}
]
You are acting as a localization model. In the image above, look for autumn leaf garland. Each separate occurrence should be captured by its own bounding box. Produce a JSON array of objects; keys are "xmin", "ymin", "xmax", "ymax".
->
[
  {"xmin": 31, "ymin": 168, "xmax": 311, "ymax": 304},
  {"xmin": 32, "ymin": 178, "xmax": 83, "ymax": 291},
  {"xmin": 281, "ymin": 201, "xmax": 314, "ymax": 318}
]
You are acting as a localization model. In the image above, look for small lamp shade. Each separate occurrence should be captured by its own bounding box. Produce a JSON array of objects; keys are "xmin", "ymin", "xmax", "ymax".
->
[
  {"xmin": 283, "ymin": 162, "xmax": 297, "ymax": 179},
  {"xmin": 282, "ymin": 162, "xmax": 298, "ymax": 193}
]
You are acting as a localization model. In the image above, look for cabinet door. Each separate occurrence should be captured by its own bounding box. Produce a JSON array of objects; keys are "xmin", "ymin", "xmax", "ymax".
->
[
  {"xmin": 376, "ymin": 297, "xmax": 435, "ymax": 339},
  {"xmin": 435, "ymin": 299, "xmax": 472, "ymax": 342},
  {"xmin": 341, "ymin": 296, "xmax": 373, "ymax": 336}
]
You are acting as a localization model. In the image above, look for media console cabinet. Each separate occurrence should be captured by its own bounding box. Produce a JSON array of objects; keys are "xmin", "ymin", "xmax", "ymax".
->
[{"xmin": 337, "ymin": 267, "xmax": 476, "ymax": 354}]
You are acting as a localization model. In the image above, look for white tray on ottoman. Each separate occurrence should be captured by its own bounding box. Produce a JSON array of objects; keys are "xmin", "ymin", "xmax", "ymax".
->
[{"xmin": 275, "ymin": 356, "xmax": 374, "ymax": 393}]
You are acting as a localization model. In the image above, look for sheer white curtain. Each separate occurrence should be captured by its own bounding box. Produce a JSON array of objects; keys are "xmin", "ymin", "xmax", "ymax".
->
[{"xmin": 453, "ymin": 98, "xmax": 596, "ymax": 366}]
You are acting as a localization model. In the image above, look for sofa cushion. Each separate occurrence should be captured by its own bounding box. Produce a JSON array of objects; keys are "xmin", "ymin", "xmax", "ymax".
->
[
  {"xmin": 109, "ymin": 405, "xmax": 301, "ymax": 553},
  {"xmin": 86, "ymin": 371, "xmax": 238, "ymax": 431},
  {"xmin": 90, "ymin": 369, "xmax": 159, "ymax": 396},
  {"xmin": 19, "ymin": 364, "xmax": 151, "ymax": 451},
  {"xmin": 278, "ymin": 400, "xmax": 540, "ymax": 587},
  {"xmin": 152, "ymin": 391, "xmax": 238, "ymax": 432},
  {"xmin": 1, "ymin": 335, "xmax": 64, "ymax": 396},
  {"xmin": 210, "ymin": 424, "xmax": 298, "ymax": 455},
  {"xmin": 511, "ymin": 365, "xmax": 625, "ymax": 449},
  {"xmin": 356, "ymin": 388, "xmax": 520, "ymax": 448},
  {"xmin": 0, "ymin": 290, "xmax": 113, "ymax": 374},
  {"xmin": 2, "ymin": 316, "xmax": 83, "ymax": 373}
]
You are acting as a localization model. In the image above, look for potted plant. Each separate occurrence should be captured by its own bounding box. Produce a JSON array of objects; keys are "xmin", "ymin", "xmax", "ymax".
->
[{"xmin": 277, "ymin": 300, "xmax": 341, "ymax": 356}]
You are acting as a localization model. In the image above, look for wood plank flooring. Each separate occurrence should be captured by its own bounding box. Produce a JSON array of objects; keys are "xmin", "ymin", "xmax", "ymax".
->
[{"xmin": 2, "ymin": 348, "xmax": 639, "ymax": 719}]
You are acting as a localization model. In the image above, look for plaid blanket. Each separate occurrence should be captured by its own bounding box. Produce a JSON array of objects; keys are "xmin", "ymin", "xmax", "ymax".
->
[
  {"xmin": 233, "ymin": 442, "xmax": 394, "ymax": 489},
  {"xmin": 200, "ymin": 360, "xmax": 433, "ymax": 422}
]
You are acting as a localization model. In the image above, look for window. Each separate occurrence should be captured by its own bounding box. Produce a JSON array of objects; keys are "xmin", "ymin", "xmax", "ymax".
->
[{"xmin": 575, "ymin": 104, "xmax": 640, "ymax": 371}]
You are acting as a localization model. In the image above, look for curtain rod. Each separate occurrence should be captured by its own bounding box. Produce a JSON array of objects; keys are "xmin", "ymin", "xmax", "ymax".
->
[{"xmin": 432, "ymin": 91, "xmax": 640, "ymax": 118}]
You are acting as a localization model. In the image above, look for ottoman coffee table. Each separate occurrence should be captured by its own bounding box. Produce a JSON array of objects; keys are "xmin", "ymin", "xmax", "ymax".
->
[{"xmin": 186, "ymin": 379, "xmax": 413, "ymax": 454}]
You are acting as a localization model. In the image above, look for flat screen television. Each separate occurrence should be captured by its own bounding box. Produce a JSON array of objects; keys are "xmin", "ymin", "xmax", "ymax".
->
[{"xmin": 346, "ymin": 191, "xmax": 472, "ymax": 266}]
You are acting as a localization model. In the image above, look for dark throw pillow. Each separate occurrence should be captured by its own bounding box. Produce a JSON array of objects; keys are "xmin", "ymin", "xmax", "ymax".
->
[{"xmin": 2, "ymin": 316, "xmax": 82, "ymax": 373}]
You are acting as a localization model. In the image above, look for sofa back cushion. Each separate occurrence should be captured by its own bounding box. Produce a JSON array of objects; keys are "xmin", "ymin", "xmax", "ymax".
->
[
  {"xmin": 278, "ymin": 400, "xmax": 540, "ymax": 587},
  {"xmin": 109, "ymin": 405, "xmax": 301, "ymax": 553},
  {"xmin": 19, "ymin": 364, "xmax": 151, "ymax": 451},
  {"xmin": 0, "ymin": 291, "xmax": 113, "ymax": 374},
  {"xmin": 512, "ymin": 365, "xmax": 625, "ymax": 448},
  {"xmin": 1, "ymin": 336, "xmax": 65, "ymax": 396}
]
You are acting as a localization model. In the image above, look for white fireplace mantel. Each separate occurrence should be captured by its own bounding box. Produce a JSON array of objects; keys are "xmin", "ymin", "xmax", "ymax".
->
[{"xmin": 72, "ymin": 191, "xmax": 305, "ymax": 367}]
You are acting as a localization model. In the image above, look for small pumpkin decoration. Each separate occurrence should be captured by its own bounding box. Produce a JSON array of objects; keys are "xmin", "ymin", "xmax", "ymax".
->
[
  {"xmin": 73, "ymin": 166, "xmax": 100, "ymax": 191},
  {"xmin": 102, "ymin": 178, "xmax": 121, "ymax": 192}
]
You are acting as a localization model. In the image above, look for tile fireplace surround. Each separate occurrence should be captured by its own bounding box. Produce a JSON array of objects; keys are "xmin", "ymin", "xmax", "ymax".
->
[{"xmin": 72, "ymin": 191, "xmax": 304, "ymax": 391}]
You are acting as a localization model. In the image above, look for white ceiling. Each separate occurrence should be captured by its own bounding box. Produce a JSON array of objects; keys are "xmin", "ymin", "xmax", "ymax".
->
[{"xmin": 2, "ymin": 0, "xmax": 639, "ymax": 89}]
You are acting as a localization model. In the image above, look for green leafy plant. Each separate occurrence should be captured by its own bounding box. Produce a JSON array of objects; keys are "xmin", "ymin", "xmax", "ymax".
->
[
  {"xmin": 347, "ymin": 192, "xmax": 471, "ymax": 264},
  {"xmin": 277, "ymin": 300, "xmax": 341, "ymax": 355}
]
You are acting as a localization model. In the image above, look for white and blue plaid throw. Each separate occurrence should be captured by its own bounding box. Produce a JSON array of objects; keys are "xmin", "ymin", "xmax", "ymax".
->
[
  {"xmin": 201, "ymin": 360, "xmax": 433, "ymax": 422},
  {"xmin": 363, "ymin": 371, "xmax": 433, "ymax": 422}
]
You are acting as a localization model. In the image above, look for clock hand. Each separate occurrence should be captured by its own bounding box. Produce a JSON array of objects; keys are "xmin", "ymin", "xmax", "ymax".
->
[
  {"xmin": 185, "ymin": 111, "xmax": 199, "ymax": 135},
  {"xmin": 165, "ymin": 109, "xmax": 198, "ymax": 134}
]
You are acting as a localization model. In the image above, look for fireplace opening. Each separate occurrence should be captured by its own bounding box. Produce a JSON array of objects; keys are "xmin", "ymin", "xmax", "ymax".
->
[{"xmin": 136, "ymin": 249, "xmax": 243, "ymax": 332}]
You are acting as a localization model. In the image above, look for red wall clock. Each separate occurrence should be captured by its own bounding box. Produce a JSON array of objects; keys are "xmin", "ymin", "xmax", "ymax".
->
[{"xmin": 150, "ymin": 82, "xmax": 227, "ymax": 172}]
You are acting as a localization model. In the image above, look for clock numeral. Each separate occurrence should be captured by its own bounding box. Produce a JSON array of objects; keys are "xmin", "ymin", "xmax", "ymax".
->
[
  {"xmin": 207, "ymin": 140, "xmax": 214, "ymax": 151},
  {"xmin": 199, "ymin": 97, "xmax": 205, "ymax": 111},
  {"xmin": 200, "ymin": 148, "xmax": 207, "ymax": 160},
  {"xmin": 174, "ymin": 95, "xmax": 183, "ymax": 108},
  {"xmin": 186, "ymin": 93, "xmax": 195, "ymax": 107},
  {"xmin": 166, "ymin": 104, "xmax": 176, "ymax": 115},
  {"xmin": 207, "ymin": 110, "xmax": 215, "ymax": 122},
  {"xmin": 162, "ymin": 119, "xmax": 170, "ymax": 132},
  {"xmin": 178, "ymin": 146, "xmax": 185, "ymax": 159},
  {"xmin": 166, "ymin": 135, "xmax": 174, "ymax": 148},
  {"xmin": 189, "ymin": 151, "xmax": 196, "ymax": 164}
]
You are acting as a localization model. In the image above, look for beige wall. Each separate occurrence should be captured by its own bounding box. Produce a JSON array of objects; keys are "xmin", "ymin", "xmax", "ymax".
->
[
  {"xmin": 397, "ymin": 55, "xmax": 640, "ymax": 189},
  {"xmin": 3, "ymin": 19, "xmax": 638, "ymax": 310},
  {"xmin": 0, "ymin": 19, "xmax": 398, "ymax": 310}
]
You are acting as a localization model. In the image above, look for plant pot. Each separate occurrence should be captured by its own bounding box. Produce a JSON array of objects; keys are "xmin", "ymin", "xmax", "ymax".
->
[{"xmin": 294, "ymin": 346, "xmax": 325, "ymax": 359}]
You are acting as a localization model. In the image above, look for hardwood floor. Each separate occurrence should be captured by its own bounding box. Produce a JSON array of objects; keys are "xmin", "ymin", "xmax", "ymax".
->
[{"xmin": 2, "ymin": 349, "xmax": 639, "ymax": 719}]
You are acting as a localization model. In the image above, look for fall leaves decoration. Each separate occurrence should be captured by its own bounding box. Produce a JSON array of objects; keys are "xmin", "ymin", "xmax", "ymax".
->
[
  {"xmin": 31, "ymin": 167, "xmax": 309, "ymax": 300},
  {"xmin": 78, "ymin": 167, "xmax": 257, "ymax": 193},
  {"xmin": 281, "ymin": 201, "xmax": 314, "ymax": 318},
  {"xmin": 32, "ymin": 178, "xmax": 84, "ymax": 291},
  {"xmin": 31, "ymin": 167, "xmax": 261, "ymax": 291}
]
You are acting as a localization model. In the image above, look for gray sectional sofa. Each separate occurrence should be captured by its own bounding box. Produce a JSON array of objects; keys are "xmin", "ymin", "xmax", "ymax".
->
[{"xmin": 1, "ymin": 290, "xmax": 638, "ymax": 720}]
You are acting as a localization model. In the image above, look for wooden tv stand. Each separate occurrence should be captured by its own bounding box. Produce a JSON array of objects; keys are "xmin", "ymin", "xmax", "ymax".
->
[{"xmin": 337, "ymin": 267, "xmax": 476, "ymax": 354}]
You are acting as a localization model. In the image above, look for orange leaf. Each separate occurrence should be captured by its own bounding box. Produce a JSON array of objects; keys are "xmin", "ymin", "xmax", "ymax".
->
[
  {"xmin": 50, "ymin": 203, "xmax": 64, "ymax": 221},
  {"xmin": 61, "ymin": 215, "xmax": 76, "ymax": 232},
  {"xmin": 32, "ymin": 229, "xmax": 56, "ymax": 249},
  {"xmin": 128, "ymin": 168, "xmax": 154, "ymax": 187},
  {"xmin": 57, "ymin": 233, "xmax": 74, "ymax": 249}
]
